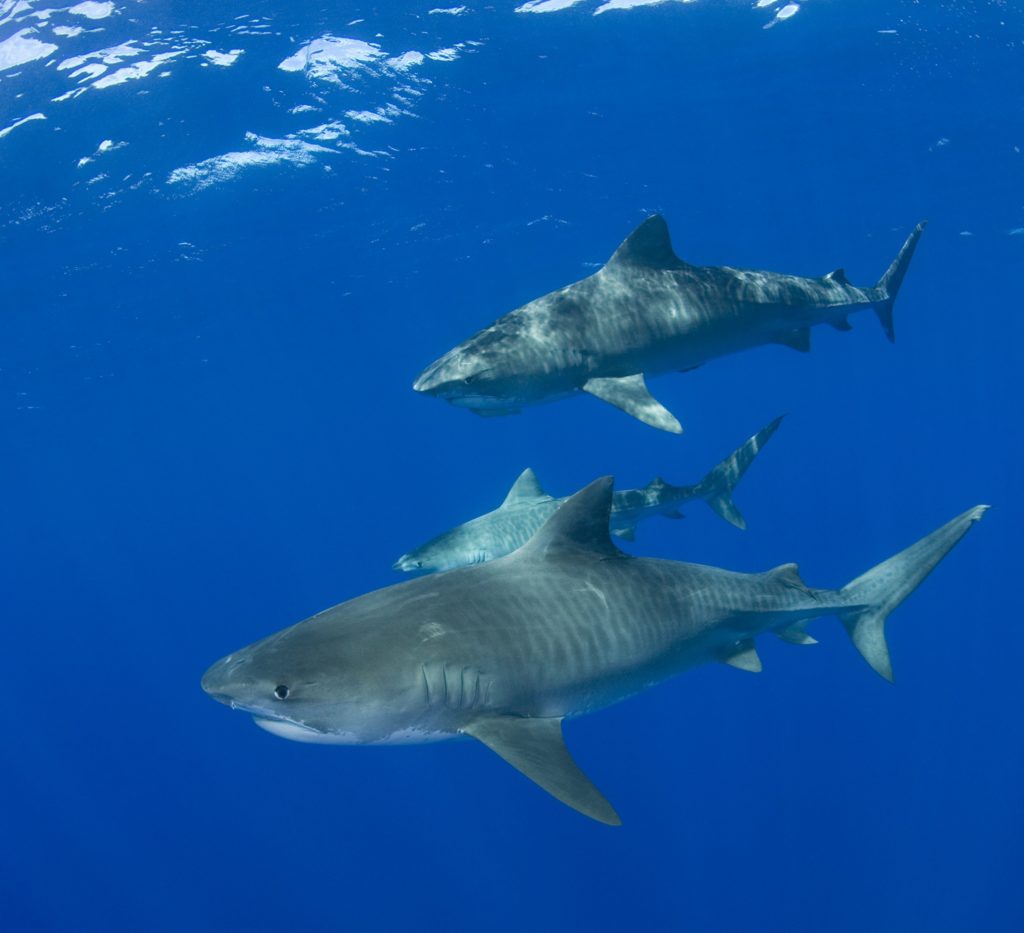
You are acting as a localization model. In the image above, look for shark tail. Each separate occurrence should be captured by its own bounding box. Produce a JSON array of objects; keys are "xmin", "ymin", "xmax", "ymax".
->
[
  {"xmin": 873, "ymin": 221, "xmax": 927, "ymax": 342},
  {"xmin": 837, "ymin": 505, "xmax": 988, "ymax": 682},
  {"xmin": 694, "ymin": 416, "xmax": 785, "ymax": 530}
]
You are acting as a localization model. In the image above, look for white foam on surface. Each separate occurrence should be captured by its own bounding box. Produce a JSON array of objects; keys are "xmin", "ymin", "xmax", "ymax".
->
[
  {"xmin": 386, "ymin": 50, "xmax": 425, "ymax": 71},
  {"xmin": 52, "ymin": 24, "xmax": 83, "ymax": 36},
  {"xmin": 68, "ymin": 1, "xmax": 114, "ymax": 18},
  {"xmin": 0, "ymin": 111, "xmax": 45, "ymax": 139},
  {"xmin": 297, "ymin": 121, "xmax": 350, "ymax": 141},
  {"xmin": 346, "ymin": 109, "xmax": 391, "ymax": 124},
  {"xmin": 167, "ymin": 133, "xmax": 337, "ymax": 192},
  {"xmin": 203, "ymin": 48, "xmax": 243, "ymax": 67},
  {"xmin": 429, "ymin": 6, "xmax": 468, "ymax": 13},
  {"xmin": 278, "ymin": 35, "xmax": 383, "ymax": 83},
  {"xmin": 0, "ymin": 27, "xmax": 57, "ymax": 70},
  {"xmin": 427, "ymin": 46, "xmax": 460, "ymax": 61},
  {"xmin": 58, "ymin": 41, "xmax": 140, "ymax": 72},
  {"xmin": 595, "ymin": 0, "xmax": 691, "ymax": 13},
  {"xmin": 515, "ymin": 0, "xmax": 588, "ymax": 12},
  {"xmin": 91, "ymin": 50, "xmax": 182, "ymax": 89}
]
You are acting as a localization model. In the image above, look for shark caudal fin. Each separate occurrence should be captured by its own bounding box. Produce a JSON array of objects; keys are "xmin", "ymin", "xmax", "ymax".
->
[
  {"xmin": 837, "ymin": 505, "xmax": 988, "ymax": 681},
  {"xmin": 694, "ymin": 415, "xmax": 784, "ymax": 530},
  {"xmin": 874, "ymin": 221, "xmax": 927, "ymax": 342}
]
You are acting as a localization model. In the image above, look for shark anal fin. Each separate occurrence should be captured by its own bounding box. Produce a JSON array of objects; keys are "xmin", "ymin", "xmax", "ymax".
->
[
  {"xmin": 582, "ymin": 374, "xmax": 682, "ymax": 434},
  {"xmin": 662, "ymin": 509, "xmax": 684, "ymax": 520},
  {"xmin": 722, "ymin": 640, "xmax": 762, "ymax": 672},
  {"xmin": 463, "ymin": 716, "xmax": 621, "ymax": 826},
  {"xmin": 829, "ymin": 317, "xmax": 853, "ymax": 332},
  {"xmin": 775, "ymin": 329, "xmax": 811, "ymax": 353}
]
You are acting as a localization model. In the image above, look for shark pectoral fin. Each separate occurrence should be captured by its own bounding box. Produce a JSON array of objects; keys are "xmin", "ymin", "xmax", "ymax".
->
[
  {"xmin": 721, "ymin": 640, "xmax": 762, "ymax": 672},
  {"xmin": 775, "ymin": 328, "xmax": 812, "ymax": 353},
  {"xmin": 582, "ymin": 374, "xmax": 683, "ymax": 434},
  {"xmin": 611, "ymin": 525, "xmax": 636, "ymax": 541},
  {"xmin": 463, "ymin": 716, "xmax": 621, "ymax": 826}
]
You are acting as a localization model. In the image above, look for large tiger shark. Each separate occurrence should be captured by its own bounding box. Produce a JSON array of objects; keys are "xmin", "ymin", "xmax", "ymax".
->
[
  {"xmin": 413, "ymin": 216, "xmax": 925, "ymax": 432},
  {"xmin": 202, "ymin": 479, "xmax": 985, "ymax": 825},
  {"xmin": 394, "ymin": 416, "xmax": 782, "ymax": 574}
]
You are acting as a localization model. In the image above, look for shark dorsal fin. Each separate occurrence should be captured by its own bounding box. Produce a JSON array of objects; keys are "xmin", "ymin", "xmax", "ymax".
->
[
  {"xmin": 825, "ymin": 267, "xmax": 849, "ymax": 285},
  {"xmin": 501, "ymin": 468, "xmax": 547, "ymax": 507},
  {"xmin": 517, "ymin": 476, "xmax": 622, "ymax": 561},
  {"xmin": 767, "ymin": 562, "xmax": 807, "ymax": 591},
  {"xmin": 606, "ymin": 215, "xmax": 684, "ymax": 270}
]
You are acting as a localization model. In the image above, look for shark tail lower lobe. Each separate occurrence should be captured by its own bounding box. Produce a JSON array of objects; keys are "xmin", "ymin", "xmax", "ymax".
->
[
  {"xmin": 873, "ymin": 221, "xmax": 927, "ymax": 342},
  {"xmin": 695, "ymin": 415, "xmax": 785, "ymax": 530},
  {"xmin": 837, "ymin": 505, "xmax": 988, "ymax": 682}
]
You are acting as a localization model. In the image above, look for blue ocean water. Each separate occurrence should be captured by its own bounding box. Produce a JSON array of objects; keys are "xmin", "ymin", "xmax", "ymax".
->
[{"xmin": 2, "ymin": 1, "xmax": 1021, "ymax": 930}]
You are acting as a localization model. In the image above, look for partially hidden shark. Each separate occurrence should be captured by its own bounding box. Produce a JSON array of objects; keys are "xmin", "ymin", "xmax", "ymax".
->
[
  {"xmin": 413, "ymin": 216, "xmax": 925, "ymax": 432},
  {"xmin": 394, "ymin": 416, "xmax": 782, "ymax": 574},
  {"xmin": 202, "ymin": 478, "xmax": 985, "ymax": 825}
]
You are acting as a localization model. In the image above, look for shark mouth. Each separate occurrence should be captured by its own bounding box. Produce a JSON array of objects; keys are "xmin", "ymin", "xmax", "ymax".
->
[
  {"xmin": 252, "ymin": 716, "xmax": 455, "ymax": 746},
  {"xmin": 252, "ymin": 717, "xmax": 360, "ymax": 745}
]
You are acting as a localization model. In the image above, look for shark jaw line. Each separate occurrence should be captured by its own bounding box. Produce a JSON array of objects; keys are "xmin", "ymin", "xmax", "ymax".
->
[{"xmin": 252, "ymin": 716, "xmax": 454, "ymax": 746}]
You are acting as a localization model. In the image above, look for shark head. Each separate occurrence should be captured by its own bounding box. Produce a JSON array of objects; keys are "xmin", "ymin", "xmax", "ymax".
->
[
  {"xmin": 202, "ymin": 618, "xmax": 428, "ymax": 745},
  {"xmin": 412, "ymin": 341, "xmax": 522, "ymax": 415},
  {"xmin": 413, "ymin": 299, "xmax": 584, "ymax": 415},
  {"xmin": 394, "ymin": 523, "xmax": 496, "ymax": 574}
]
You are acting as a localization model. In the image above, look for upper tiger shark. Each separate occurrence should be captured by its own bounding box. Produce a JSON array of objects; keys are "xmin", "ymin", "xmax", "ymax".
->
[
  {"xmin": 413, "ymin": 216, "xmax": 925, "ymax": 432},
  {"xmin": 394, "ymin": 416, "xmax": 781, "ymax": 574},
  {"xmin": 202, "ymin": 478, "xmax": 985, "ymax": 825}
]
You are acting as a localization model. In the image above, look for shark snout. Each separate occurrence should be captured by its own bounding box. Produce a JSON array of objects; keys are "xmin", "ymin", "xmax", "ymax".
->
[
  {"xmin": 393, "ymin": 554, "xmax": 424, "ymax": 573},
  {"xmin": 201, "ymin": 653, "xmax": 250, "ymax": 705}
]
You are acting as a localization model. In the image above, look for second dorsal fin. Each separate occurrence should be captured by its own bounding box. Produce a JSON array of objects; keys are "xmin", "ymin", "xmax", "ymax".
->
[
  {"xmin": 516, "ymin": 477, "xmax": 623, "ymax": 561},
  {"xmin": 501, "ymin": 468, "xmax": 547, "ymax": 507}
]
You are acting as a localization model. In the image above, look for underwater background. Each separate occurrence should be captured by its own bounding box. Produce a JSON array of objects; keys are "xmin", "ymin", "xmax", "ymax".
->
[{"xmin": 2, "ymin": 1, "xmax": 1021, "ymax": 930}]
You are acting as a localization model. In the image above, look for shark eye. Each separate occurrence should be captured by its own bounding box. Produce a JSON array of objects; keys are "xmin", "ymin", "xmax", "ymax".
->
[{"xmin": 274, "ymin": 685, "xmax": 290, "ymax": 700}]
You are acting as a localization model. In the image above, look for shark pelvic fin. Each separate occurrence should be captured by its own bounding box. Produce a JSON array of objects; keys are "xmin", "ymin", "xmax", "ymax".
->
[
  {"xmin": 517, "ymin": 476, "xmax": 621, "ymax": 561},
  {"xmin": 582, "ymin": 374, "xmax": 683, "ymax": 434},
  {"xmin": 775, "ymin": 328, "xmax": 812, "ymax": 353},
  {"xmin": 463, "ymin": 716, "xmax": 621, "ymax": 826},
  {"xmin": 606, "ymin": 214, "xmax": 684, "ymax": 271},
  {"xmin": 501, "ymin": 468, "xmax": 547, "ymax": 507},
  {"xmin": 722, "ymin": 640, "xmax": 762, "ymax": 672},
  {"xmin": 776, "ymin": 624, "xmax": 818, "ymax": 645}
]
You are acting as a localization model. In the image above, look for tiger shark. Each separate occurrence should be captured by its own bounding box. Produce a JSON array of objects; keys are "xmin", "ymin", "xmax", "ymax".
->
[
  {"xmin": 394, "ymin": 416, "xmax": 782, "ymax": 574},
  {"xmin": 413, "ymin": 216, "xmax": 925, "ymax": 432},
  {"xmin": 202, "ymin": 478, "xmax": 985, "ymax": 825}
]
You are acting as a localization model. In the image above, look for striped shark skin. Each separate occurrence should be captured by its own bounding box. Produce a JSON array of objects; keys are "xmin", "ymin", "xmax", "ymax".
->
[
  {"xmin": 202, "ymin": 479, "xmax": 986, "ymax": 826},
  {"xmin": 413, "ymin": 216, "xmax": 925, "ymax": 432},
  {"xmin": 393, "ymin": 416, "xmax": 783, "ymax": 574}
]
